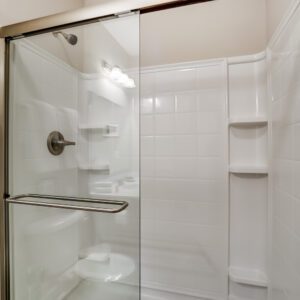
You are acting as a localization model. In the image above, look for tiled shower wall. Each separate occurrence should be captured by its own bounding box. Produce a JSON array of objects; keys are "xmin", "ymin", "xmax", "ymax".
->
[
  {"xmin": 269, "ymin": 2, "xmax": 300, "ymax": 299},
  {"xmin": 140, "ymin": 62, "xmax": 228, "ymax": 299}
]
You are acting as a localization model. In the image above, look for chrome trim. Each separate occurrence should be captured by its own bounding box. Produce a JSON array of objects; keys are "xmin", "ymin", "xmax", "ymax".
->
[
  {"xmin": 0, "ymin": 0, "xmax": 173, "ymax": 38},
  {"xmin": 6, "ymin": 194, "xmax": 129, "ymax": 213},
  {"xmin": 47, "ymin": 131, "xmax": 76, "ymax": 156}
]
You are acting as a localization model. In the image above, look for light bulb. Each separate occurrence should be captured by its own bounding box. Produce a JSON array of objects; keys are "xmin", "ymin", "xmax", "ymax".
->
[
  {"xmin": 110, "ymin": 67, "xmax": 122, "ymax": 81},
  {"xmin": 102, "ymin": 62, "xmax": 135, "ymax": 89},
  {"xmin": 124, "ymin": 78, "xmax": 136, "ymax": 88},
  {"xmin": 118, "ymin": 73, "xmax": 129, "ymax": 85}
]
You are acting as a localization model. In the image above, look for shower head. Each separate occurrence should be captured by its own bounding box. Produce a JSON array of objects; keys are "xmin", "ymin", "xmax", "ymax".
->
[{"xmin": 53, "ymin": 31, "xmax": 78, "ymax": 45}]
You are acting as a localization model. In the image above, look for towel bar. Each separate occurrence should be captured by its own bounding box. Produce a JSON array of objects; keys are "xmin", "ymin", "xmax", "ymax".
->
[{"xmin": 6, "ymin": 193, "xmax": 128, "ymax": 213}]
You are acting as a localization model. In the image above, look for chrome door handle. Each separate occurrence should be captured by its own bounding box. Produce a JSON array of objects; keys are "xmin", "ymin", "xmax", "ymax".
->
[{"xmin": 47, "ymin": 131, "xmax": 76, "ymax": 155}]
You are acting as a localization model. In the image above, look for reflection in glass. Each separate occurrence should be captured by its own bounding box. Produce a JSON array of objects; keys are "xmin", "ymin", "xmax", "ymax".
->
[{"xmin": 8, "ymin": 13, "xmax": 139, "ymax": 300}]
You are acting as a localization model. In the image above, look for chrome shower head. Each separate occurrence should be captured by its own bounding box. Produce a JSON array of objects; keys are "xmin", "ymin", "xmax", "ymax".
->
[{"xmin": 53, "ymin": 31, "xmax": 78, "ymax": 45}]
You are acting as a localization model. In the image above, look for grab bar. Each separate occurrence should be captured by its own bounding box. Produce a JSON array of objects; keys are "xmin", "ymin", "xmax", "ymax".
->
[{"xmin": 6, "ymin": 194, "xmax": 128, "ymax": 213}]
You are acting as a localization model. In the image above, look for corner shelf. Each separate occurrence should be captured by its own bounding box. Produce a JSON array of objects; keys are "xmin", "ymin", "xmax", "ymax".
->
[
  {"xmin": 228, "ymin": 58, "xmax": 268, "ymax": 300},
  {"xmin": 229, "ymin": 267, "xmax": 268, "ymax": 287},
  {"xmin": 229, "ymin": 165, "xmax": 268, "ymax": 174},
  {"xmin": 102, "ymin": 134, "xmax": 119, "ymax": 137},
  {"xmin": 229, "ymin": 116, "xmax": 267, "ymax": 126},
  {"xmin": 79, "ymin": 124, "xmax": 104, "ymax": 130},
  {"xmin": 79, "ymin": 124, "xmax": 119, "ymax": 137},
  {"xmin": 78, "ymin": 163, "xmax": 110, "ymax": 171}
]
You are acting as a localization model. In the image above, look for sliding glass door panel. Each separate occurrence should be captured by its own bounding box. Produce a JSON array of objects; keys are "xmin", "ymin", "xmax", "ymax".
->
[{"xmin": 8, "ymin": 13, "xmax": 140, "ymax": 300}]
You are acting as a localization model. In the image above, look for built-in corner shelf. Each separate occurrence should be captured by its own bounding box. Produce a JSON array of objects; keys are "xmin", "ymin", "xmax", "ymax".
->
[
  {"xmin": 79, "ymin": 124, "xmax": 104, "ymax": 130},
  {"xmin": 102, "ymin": 133, "xmax": 119, "ymax": 138},
  {"xmin": 79, "ymin": 124, "xmax": 119, "ymax": 137},
  {"xmin": 229, "ymin": 116, "xmax": 268, "ymax": 126},
  {"xmin": 229, "ymin": 267, "xmax": 268, "ymax": 287},
  {"xmin": 228, "ymin": 57, "xmax": 269, "ymax": 300},
  {"xmin": 229, "ymin": 165, "xmax": 268, "ymax": 175},
  {"xmin": 78, "ymin": 163, "xmax": 110, "ymax": 171}
]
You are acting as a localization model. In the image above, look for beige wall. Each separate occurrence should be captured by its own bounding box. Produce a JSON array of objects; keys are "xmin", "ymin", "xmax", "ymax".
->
[
  {"xmin": 0, "ymin": 0, "xmax": 269, "ymax": 66},
  {"xmin": 266, "ymin": 0, "xmax": 294, "ymax": 40},
  {"xmin": 0, "ymin": 0, "xmax": 83, "ymax": 26},
  {"xmin": 141, "ymin": 0, "xmax": 267, "ymax": 66}
]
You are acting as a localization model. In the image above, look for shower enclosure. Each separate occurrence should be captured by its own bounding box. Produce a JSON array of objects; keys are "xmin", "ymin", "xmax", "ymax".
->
[{"xmin": 0, "ymin": 1, "xmax": 272, "ymax": 300}]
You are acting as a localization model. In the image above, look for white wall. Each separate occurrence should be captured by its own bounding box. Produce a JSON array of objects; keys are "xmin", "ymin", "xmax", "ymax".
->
[
  {"xmin": 266, "ymin": 0, "xmax": 294, "ymax": 40},
  {"xmin": 268, "ymin": 1, "xmax": 300, "ymax": 299}
]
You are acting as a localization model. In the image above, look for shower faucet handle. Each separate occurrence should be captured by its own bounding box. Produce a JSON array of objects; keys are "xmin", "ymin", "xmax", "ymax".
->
[
  {"xmin": 47, "ymin": 131, "xmax": 76, "ymax": 156},
  {"xmin": 56, "ymin": 139, "xmax": 76, "ymax": 146}
]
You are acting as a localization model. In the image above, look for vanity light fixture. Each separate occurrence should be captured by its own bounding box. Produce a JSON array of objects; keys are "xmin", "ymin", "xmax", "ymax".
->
[{"xmin": 102, "ymin": 61, "xmax": 136, "ymax": 89}]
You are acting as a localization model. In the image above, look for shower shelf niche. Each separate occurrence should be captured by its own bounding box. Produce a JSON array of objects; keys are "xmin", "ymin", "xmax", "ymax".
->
[
  {"xmin": 229, "ymin": 165, "xmax": 268, "ymax": 174},
  {"xmin": 229, "ymin": 125, "xmax": 268, "ymax": 172},
  {"xmin": 229, "ymin": 267, "xmax": 268, "ymax": 287}
]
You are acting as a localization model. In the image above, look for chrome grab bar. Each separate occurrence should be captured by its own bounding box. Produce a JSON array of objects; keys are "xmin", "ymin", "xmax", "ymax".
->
[{"xmin": 6, "ymin": 194, "xmax": 128, "ymax": 213}]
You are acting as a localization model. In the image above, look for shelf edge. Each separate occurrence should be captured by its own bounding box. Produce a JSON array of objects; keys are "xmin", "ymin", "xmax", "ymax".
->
[{"xmin": 229, "ymin": 165, "xmax": 268, "ymax": 174}]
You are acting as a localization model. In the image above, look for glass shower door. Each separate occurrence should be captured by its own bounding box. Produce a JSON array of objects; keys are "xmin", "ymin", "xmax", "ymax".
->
[{"xmin": 7, "ymin": 13, "xmax": 139, "ymax": 300}]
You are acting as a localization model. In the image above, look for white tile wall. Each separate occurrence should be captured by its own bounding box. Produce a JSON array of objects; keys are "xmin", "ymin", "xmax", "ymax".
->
[
  {"xmin": 141, "ymin": 63, "xmax": 228, "ymax": 299},
  {"xmin": 269, "ymin": 3, "xmax": 300, "ymax": 300}
]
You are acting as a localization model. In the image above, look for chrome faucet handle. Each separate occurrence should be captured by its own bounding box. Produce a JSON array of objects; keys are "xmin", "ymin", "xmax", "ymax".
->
[
  {"xmin": 47, "ymin": 131, "xmax": 76, "ymax": 156},
  {"xmin": 56, "ymin": 139, "xmax": 76, "ymax": 146}
]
